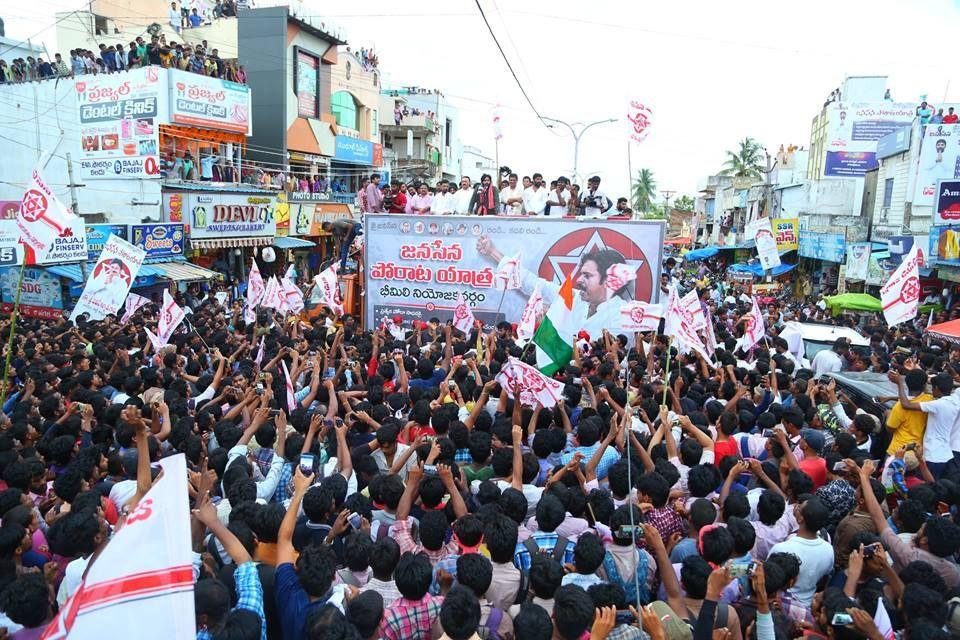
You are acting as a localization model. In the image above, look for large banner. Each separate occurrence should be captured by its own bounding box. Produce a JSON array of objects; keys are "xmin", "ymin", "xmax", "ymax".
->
[
  {"xmin": 914, "ymin": 125, "xmax": 960, "ymax": 207},
  {"xmin": 69, "ymin": 234, "xmax": 146, "ymax": 322},
  {"xmin": 363, "ymin": 214, "xmax": 665, "ymax": 333},
  {"xmin": 845, "ymin": 242, "xmax": 871, "ymax": 280},
  {"xmin": 824, "ymin": 102, "xmax": 915, "ymax": 177},
  {"xmin": 86, "ymin": 224, "xmax": 129, "ymax": 261},
  {"xmin": 169, "ymin": 69, "xmax": 251, "ymax": 134},
  {"xmin": 799, "ymin": 231, "xmax": 846, "ymax": 263},
  {"xmin": 746, "ymin": 217, "xmax": 781, "ymax": 270},
  {"xmin": 771, "ymin": 218, "xmax": 799, "ymax": 251},
  {"xmin": 0, "ymin": 266, "xmax": 63, "ymax": 319},
  {"xmin": 76, "ymin": 66, "xmax": 164, "ymax": 179}
]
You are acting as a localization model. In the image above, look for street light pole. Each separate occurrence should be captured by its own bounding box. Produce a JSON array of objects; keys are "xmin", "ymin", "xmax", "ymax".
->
[{"xmin": 544, "ymin": 117, "xmax": 616, "ymax": 185}]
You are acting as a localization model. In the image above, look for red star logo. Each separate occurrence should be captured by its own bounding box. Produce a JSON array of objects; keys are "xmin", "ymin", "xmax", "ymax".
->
[{"xmin": 20, "ymin": 189, "xmax": 48, "ymax": 222}]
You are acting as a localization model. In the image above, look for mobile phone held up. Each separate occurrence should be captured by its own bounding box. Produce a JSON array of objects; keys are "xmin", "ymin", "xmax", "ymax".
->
[{"xmin": 299, "ymin": 453, "xmax": 315, "ymax": 473}]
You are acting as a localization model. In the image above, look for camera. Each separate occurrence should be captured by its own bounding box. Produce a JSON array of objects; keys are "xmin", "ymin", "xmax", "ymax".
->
[{"xmin": 582, "ymin": 195, "xmax": 599, "ymax": 208}]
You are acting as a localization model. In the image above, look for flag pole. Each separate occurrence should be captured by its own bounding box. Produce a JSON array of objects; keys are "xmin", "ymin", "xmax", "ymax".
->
[
  {"xmin": 0, "ymin": 261, "xmax": 27, "ymax": 407},
  {"xmin": 661, "ymin": 337, "xmax": 672, "ymax": 407}
]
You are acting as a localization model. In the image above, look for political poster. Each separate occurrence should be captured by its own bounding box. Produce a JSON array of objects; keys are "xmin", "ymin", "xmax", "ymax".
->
[
  {"xmin": 771, "ymin": 218, "xmax": 799, "ymax": 251},
  {"xmin": 363, "ymin": 214, "xmax": 665, "ymax": 334},
  {"xmin": 16, "ymin": 167, "xmax": 87, "ymax": 265},
  {"xmin": 915, "ymin": 126, "xmax": 960, "ymax": 208},
  {"xmin": 70, "ymin": 234, "xmax": 147, "ymax": 322},
  {"xmin": 747, "ymin": 217, "xmax": 781, "ymax": 270},
  {"xmin": 169, "ymin": 68, "xmax": 251, "ymax": 134},
  {"xmin": 0, "ymin": 266, "xmax": 63, "ymax": 319},
  {"xmin": 76, "ymin": 66, "xmax": 164, "ymax": 179},
  {"xmin": 823, "ymin": 102, "xmax": 916, "ymax": 177},
  {"xmin": 845, "ymin": 242, "xmax": 872, "ymax": 280}
]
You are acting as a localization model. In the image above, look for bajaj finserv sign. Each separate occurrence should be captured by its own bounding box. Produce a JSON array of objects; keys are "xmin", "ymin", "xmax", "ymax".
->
[{"xmin": 334, "ymin": 136, "xmax": 374, "ymax": 164}]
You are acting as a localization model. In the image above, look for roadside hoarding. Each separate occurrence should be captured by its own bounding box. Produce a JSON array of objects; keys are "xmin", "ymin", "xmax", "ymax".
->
[
  {"xmin": 771, "ymin": 218, "xmax": 799, "ymax": 251},
  {"xmin": 168, "ymin": 69, "xmax": 251, "ymax": 134},
  {"xmin": 363, "ymin": 214, "xmax": 664, "ymax": 332},
  {"xmin": 798, "ymin": 231, "xmax": 846, "ymax": 263},
  {"xmin": 164, "ymin": 192, "xmax": 277, "ymax": 239},
  {"xmin": 86, "ymin": 224, "xmax": 129, "ymax": 261},
  {"xmin": 130, "ymin": 223, "xmax": 185, "ymax": 259},
  {"xmin": 935, "ymin": 179, "xmax": 960, "ymax": 225},
  {"xmin": 76, "ymin": 66, "xmax": 164, "ymax": 179},
  {"xmin": 824, "ymin": 102, "xmax": 915, "ymax": 177},
  {"xmin": 915, "ymin": 125, "xmax": 960, "ymax": 207},
  {"xmin": 0, "ymin": 266, "xmax": 63, "ymax": 319}
]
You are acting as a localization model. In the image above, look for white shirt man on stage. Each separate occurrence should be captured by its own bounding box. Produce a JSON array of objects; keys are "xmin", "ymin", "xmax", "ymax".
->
[
  {"xmin": 432, "ymin": 180, "xmax": 455, "ymax": 214},
  {"xmin": 500, "ymin": 173, "xmax": 525, "ymax": 215},
  {"xmin": 523, "ymin": 173, "xmax": 548, "ymax": 216},
  {"xmin": 452, "ymin": 176, "xmax": 474, "ymax": 214}
]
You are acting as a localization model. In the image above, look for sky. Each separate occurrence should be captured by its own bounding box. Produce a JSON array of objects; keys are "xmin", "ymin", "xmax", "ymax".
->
[{"xmin": 7, "ymin": 0, "xmax": 960, "ymax": 203}]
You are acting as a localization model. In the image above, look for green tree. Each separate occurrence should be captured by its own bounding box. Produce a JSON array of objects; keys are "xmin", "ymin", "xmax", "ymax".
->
[
  {"xmin": 631, "ymin": 168, "xmax": 657, "ymax": 213},
  {"xmin": 674, "ymin": 195, "xmax": 695, "ymax": 211},
  {"xmin": 719, "ymin": 137, "xmax": 764, "ymax": 179}
]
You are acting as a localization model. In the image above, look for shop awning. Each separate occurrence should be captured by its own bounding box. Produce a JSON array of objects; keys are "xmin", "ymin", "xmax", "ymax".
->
[
  {"xmin": 150, "ymin": 261, "xmax": 221, "ymax": 282},
  {"xmin": 682, "ymin": 247, "xmax": 720, "ymax": 261},
  {"xmin": 728, "ymin": 262, "xmax": 798, "ymax": 277},
  {"xmin": 927, "ymin": 318, "xmax": 960, "ymax": 344},
  {"xmin": 46, "ymin": 263, "xmax": 166, "ymax": 282},
  {"xmin": 189, "ymin": 237, "xmax": 274, "ymax": 250},
  {"xmin": 273, "ymin": 236, "xmax": 316, "ymax": 249}
]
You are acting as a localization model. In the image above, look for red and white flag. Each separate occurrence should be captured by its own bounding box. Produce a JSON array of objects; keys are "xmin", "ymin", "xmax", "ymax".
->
[
  {"xmin": 158, "ymin": 290, "xmax": 186, "ymax": 345},
  {"xmin": 626, "ymin": 100, "xmax": 653, "ymax": 144},
  {"xmin": 737, "ymin": 296, "xmax": 766, "ymax": 353},
  {"xmin": 873, "ymin": 599, "xmax": 895, "ymax": 640},
  {"xmin": 41, "ymin": 455, "xmax": 195, "ymax": 640},
  {"xmin": 493, "ymin": 105, "xmax": 503, "ymax": 141},
  {"xmin": 517, "ymin": 282, "xmax": 545, "ymax": 342},
  {"xmin": 881, "ymin": 243, "xmax": 922, "ymax": 327},
  {"xmin": 260, "ymin": 276, "xmax": 284, "ymax": 311},
  {"xmin": 246, "ymin": 260, "xmax": 265, "ymax": 308},
  {"xmin": 617, "ymin": 301, "xmax": 663, "ymax": 332},
  {"xmin": 664, "ymin": 286, "xmax": 712, "ymax": 361},
  {"xmin": 145, "ymin": 327, "xmax": 165, "ymax": 352},
  {"xmin": 494, "ymin": 252, "xmax": 522, "ymax": 290},
  {"xmin": 704, "ymin": 309, "xmax": 719, "ymax": 358},
  {"xmin": 680, "ymin": 289, "xmax": 707, "ymax": 331},
  {"xmin": 452, "ymin": 291, "xmax": 475, "ymax": 334},
  {"xmin": 254, "ymin": 336, "xmax": 265, "ymax": 368},
  {"xmin": 314, "ymin": 265, "xmax": 343, "ymax": 316},
  {"xmin": 281, "ymin": 277, "xmax": 305, "ymax": 313},
  {"xmin": 280, "ymin": 359, "xmax": 296, "ymax": 413},
  {"xmin": 495, "ymin": 357, "xmax": 565, "ymax": 408},
  {"xmin": 120, "ymin": 293, "xmax": 151, "ymax": 324},
  {"xmin": 16, "ymin": 166, "xmax": 86, "ymax": 265}
]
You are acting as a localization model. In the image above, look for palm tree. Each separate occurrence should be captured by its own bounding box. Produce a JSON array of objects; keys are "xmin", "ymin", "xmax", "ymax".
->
[
  {"xmin": 631, "ymin": 168, "xmax": 656, "ymax": 213},
  {"xmin": 719, "ymin": 137, "xmax": 764, "ymax": 179}
]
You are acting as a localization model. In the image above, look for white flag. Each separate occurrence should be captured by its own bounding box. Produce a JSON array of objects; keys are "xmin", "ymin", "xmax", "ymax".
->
[
  {"xmin": 260, "ymin": 276, "xmax": 283, "ymax": 311},
  {"xmin": 495, "ymin": 357, "xmax": 565, "ymax": 408},
  {"xmin": 704, "ymin": 309, "xmax": 718, "ymax": 358},
  {"xmin": 873, "ymin": 598, "xmax": 895, "ymax": 640},
  {"xmin": 281, "ymin": 277, "xmax": 305, "ymax": 313},
  {"xmin": 452, "ymin": 291, "xmax": 475, "ymax": 334},
  {"xmin": 16, "ymin": 166, "xmax": 87, "ymax": 265},
  {"xmin": 680, "ymin": 289, "xmax": 707, "ymax": 331},
  {"xmin": 158, "ymin": 290, "xmax": 186, "ymax": 344},
  {"xmin": 284, "ymin": 263, "xmax": 296, "ymax": 281},
  {"xmin": 280, "ymin": 359, "xmax": 296, "ymax": 413},
  {"xmin": 881, "ymin": 243, "xmax": 922, "ymax": 327},
  {"xmin": 314, "ymin": 265, "xmax": 343, "ymax": 316},
  {"xmin": 42, "ymin": 455, "xmax": 195, "ymax": 640},
  {"xmin": 517, "ymin": 282, "xmax": 545, "ymax": 341},
  {"xmin": 246, "ymin": 260, "xmax": 265, "ymax": 308},
  {"xmin": 70, "ymin": 234, "xmax": 146, "ymax": 322},
  {"xmin": 243, "ymin": 302, "xmax": 257, "ymax": 325},
  {"xmin": 737, "ymin": 296, "xmax": 766, "ymax": 353},
  {"xmin": 494, "ymin": 252, "xmax": 522, "ymax": 290},
  {"xmin": 747, "ymin": 217, "xmax": 781, "ymax": 270},
  {"xmin": 617, "ymin": 301, "xmax": 663, "ymax": 332},
  {"xmin": 145, "ymin": 327, "xmax": 165, "ymax": 352},
  {"xmin": 120, "ymin": 293, "xmax": 151, "ymax": 324},
  {"xmin": 664, "ymin": 286, "xmax": 712, "ymax": 361}
]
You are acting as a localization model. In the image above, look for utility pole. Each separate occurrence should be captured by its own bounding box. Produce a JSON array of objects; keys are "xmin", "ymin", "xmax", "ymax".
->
[
  {"xmin": 762, "ymin": 149, "xmax": 776, "ymax": 217},
  {"xmin": 661, "ymin": 189, "xmax": 675, "ymax": 218},
  {"xmin": 65, "ymin": 153, "xmax": 87, "ymax": 280}
]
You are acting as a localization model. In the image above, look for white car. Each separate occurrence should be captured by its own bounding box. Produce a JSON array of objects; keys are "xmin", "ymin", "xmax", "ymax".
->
[{"xmin": 778, "ymin": 321, "xmax": 870, "ymax": 367}]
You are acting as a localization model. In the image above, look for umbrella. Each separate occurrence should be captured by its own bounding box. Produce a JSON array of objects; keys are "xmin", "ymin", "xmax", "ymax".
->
[{"xmin": 927, "ymin": 318, "xmax": 960, "ymax": 345}]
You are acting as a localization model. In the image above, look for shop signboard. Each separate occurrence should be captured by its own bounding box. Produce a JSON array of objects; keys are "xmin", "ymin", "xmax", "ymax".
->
[
  {"xmin": 935, "ymin": 179, "xmax": 960, "ymax": 225},
  {"xmin": 334, "ymin": 136, "xmax": 374, "ymax": 164},
  {"xmin": 130, "ymin": 223, "xmax": 185, "ymax": 259},
  {"xmin": 183, "ymin": 193, "xmax": 277, "ymax": 239},
  {"xmin": 364, "ymin": 214, "xmax": 664, "ymax": 330},
  {"xmin": 169, "ymin": 68, "xmax": 251, "ymax": 134},
  {"xmin": 0, "ymin": 266, "xmax": 63, "ymax": 319},
  {"xmin": 76, "ymin": 66, "xmax": 164, "ymax": 179},
  {"xmin": 798, "ymin": 231, "xmax": 846, "ymax": 263},
  {"xmin": 87, "ymin": 224, "xmax": 129, "ymax": 261},
  {"xmin": 771, "ymin": 218, "xmax": 799, "ymax": 251}
]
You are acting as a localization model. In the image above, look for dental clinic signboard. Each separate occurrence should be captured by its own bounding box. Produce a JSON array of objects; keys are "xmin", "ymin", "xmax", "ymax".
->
[
  {"xmin": 334, "ymin": 136, "xmax": 374, "ymax": 164},
  {"xmin": 169, "ymin": 69, "xmax": 251, "ymax": 135}
]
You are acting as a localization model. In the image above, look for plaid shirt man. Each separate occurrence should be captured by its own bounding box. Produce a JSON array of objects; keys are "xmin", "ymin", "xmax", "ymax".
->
[
  {"xmin": 778, "ymin": 593, "xmax": 816, "ymax": 627},
  {"xmin": 197, "ymin": 561, "xmax": 265, "ymax": 640},
  {"xmin": 560, "ymin": 442, "xmax": 619, "ymax": 480},
  {"xmin": 454, "ymin": 448, "xmax": 473, "ymax": 465},
  {"xmin": 512, "ymin": 532, "xmax": 576, "ymax": 571},
  {"xmin": 644, "ymin": 505, "xmax": 685, "ymax": 542},
  {"xmin": 380, "ymin": 594, "xmax": 444, "ymax": 640},
  {"xmin": 254, "ymin": 448, "xmax": 275, "ymax": 478},
  {"xmin": 393, "ymin": 519, "xmax": 458, "ymax": 565},
  {"xmin": 272, "ymin": 462, "xmax": 294, "ymax": 503}
]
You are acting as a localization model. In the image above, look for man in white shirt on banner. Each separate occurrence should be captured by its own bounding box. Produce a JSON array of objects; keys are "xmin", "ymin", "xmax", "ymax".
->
[
  {"xmin": 452, "ymin": 176, "xmax": 474, "ymax": 214},
  {"xmin": 499, "ymin": 172, "xmax": 525, "ymax": 215},
  {"xmin": 523, "ymin": 172, "xmax": 548, "ymax": 216}
]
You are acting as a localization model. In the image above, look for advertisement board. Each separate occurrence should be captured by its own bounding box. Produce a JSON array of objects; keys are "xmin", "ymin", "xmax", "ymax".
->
[
  {"xmin": 0, "ymin": 266, "xmax": 63, "ymax": 319},
  {"xmin": 935, "ymin": 179, "xmax": 960, "ymax": 225},
  {"xmin": 86, "ymin": 224, "xmax": 129, "ymax": 261},
  {"xmin": 930, "ymin": 227, "xmax": 960, "ymax": 267},
  {"xmin": 0, "ymin": 221, "xmax": 22, "ymax": 267},
  {"xmin": 823, "ymin": 102, "xmax": 915, "ymax": 177},
  {"xmin": 771, "ymin": 218, "xmax": 799, "ymax": 251},
  {"xmin": 798, "ymin": 231, "xmax": 846, "ymax": 263},
  {"xmin": 913, "ymin": 125, "xmax": 960, "ymax": 207},
  {"xmin": 845, "ymin": 242, "xmax": 871, "ymax": 280},
  {"xmin": 169, "ymin": 68, "xmax": 251, "ymax": 134},
  {"xmin": 295, "ymin": 48, "xmax": 320, "ymax": 118},
  {"xmin": 76, "ymin": 66, "xmax": 164, "ymax": 179},
  {"xmin": 334, "ymin": 136, "xmax": 375, "ymax": 164},
  {"xmin": 130, "ymin": 223, "xmax": 185, "ymax": 259},
  {"xmin": 363, "ymin": 214, "xmax": 664, "ymax": 332},
  {"xmin": 176, "ymin": 192, "xmax": 277, "ymax": 239}
]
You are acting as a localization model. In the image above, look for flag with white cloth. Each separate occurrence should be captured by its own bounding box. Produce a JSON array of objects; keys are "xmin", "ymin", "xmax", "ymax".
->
[
  {"xmin": 663, "ymin": 286, "xmax": 712, "ymax": 361},
  {"xmin": 120, "ymin": 293, "xmax": 151, "ymax": 324},
  {"xmin": 260, "ymin": 276, "xmax": 284, "ymax": 311},
  {"xmin": 254, "ymin": 336, "xmax": 265, "ymax": 368},
  {"xmin": 158, "ymin": 290, "xmax": 186, "ymax": 345},
  {"xmin": 246, "ymin": 259, "xmax": 265, "ymax": 308},
  {"xmin": 737, "ymin": 296, "xmax": 766, "ymax": 353},
  {"xmin": 495, "ymin": 356, "xmax": 565, "ymax": 408},
  {"xmin": 680, "ymin": 289, "xmax": 707, "ymax": 331},
  {"xmin": 517, "ymin": 281, "xmax": 545, "ymax": 342},
  {"xmin": 881, "ymin": 243, "xmax": 922, "ymax": 327},
  {"xmin": 533, "ymin": 274, "xmax": 576, "ymax": 375},
  {"xmin": 281, "ymin": 277, "xmax": 305, "ymax": 313},
  {"xmin": 280, "ymin": 359, "xmax": 296, "ymax": 413},
  {"xmin": 452, "ymin": 291, "xmax": 475, "ymax": 334},
  {"xmin": 494, "ymin": 252, "xmax": 522, "ymax": 290},
  {"xmin": 617, "ymin": 301, "xmax": 663, "ymax": 332},
  {"xmin": 16, "ymin": 166, "xmax": 87, "ymax": 265}
]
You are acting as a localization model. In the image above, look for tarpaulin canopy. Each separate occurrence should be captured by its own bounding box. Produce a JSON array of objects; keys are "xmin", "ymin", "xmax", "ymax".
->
[
  {"xmin": 823, "ymin": 293, "xmax": 882, "ymax": 316},
  {"xmin": 728, "ymin": 262, "xmax": 798, "ymax": 277},
  {"xmin": 927, "ymin": 318, "xmax": 960, "ymax": 344},
  {"xmin": 683, "ymin": 247, "xmax": 720, "ymax": 261}
]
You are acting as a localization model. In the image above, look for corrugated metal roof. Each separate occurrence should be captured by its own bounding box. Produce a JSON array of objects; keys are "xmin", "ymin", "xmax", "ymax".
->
[
  {"xmin": 46, "ymin": 263, "xmax": 165, "ymax": 282},
  {"xmin": 150, "ymin": 261, "xmax": 221, "ymax": 282},
  {"xmin": 273, "ymin": 236, "xmax": 316, "ymax": 249}
]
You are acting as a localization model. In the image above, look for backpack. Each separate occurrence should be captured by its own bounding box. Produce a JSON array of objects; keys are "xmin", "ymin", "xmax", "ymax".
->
[
  {"xmin": 598, "ymin": 549, "xmax": 650, "ymax": 605},
  {"xmin": 522, "ymin": 534, "xmax": 570, "ymax": 564},
  {"xmin": 482, "ymin": 606, "xmax": 504, "ymax": 640}
]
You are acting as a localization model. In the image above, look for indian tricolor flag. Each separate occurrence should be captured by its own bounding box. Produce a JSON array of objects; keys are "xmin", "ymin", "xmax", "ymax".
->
[{"xmin": 533, "ymin": 274, "xmax": 575, "ymax": 376}]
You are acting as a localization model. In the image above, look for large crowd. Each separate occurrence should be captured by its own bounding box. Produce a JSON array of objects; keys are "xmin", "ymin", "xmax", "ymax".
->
[{"xmin": 0, "ymin": 243, "xmax": 957, "ymax": 640}]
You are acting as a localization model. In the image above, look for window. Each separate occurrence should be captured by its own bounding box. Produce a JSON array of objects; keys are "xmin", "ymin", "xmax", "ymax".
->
[
  {"xmin": 331, "ymin": 91, "xmax": 359, "ymax": 130},
  {"xmin": 445, "ymin": 119, "xmax": 452, "ymax": 148},
  {"xmin": 882, "ymin": 177, "xmax": 894, "ymax": 208}
]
